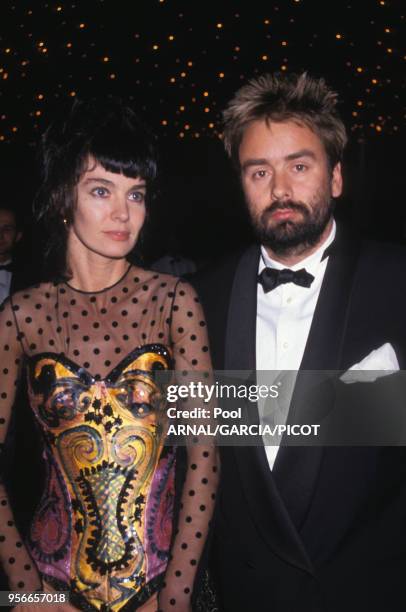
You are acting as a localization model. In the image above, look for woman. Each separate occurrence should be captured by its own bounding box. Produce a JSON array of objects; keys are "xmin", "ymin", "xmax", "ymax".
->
[{"xmin": 0, "ymin": 99, "xmax": 218, "ymax": 611}]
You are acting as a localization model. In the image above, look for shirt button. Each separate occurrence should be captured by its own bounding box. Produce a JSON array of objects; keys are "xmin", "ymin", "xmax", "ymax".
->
[
  {"xmin": 283, "ymin": 341, "xmax": 289, "ymax": 349},
  {"xmin": 286, "ymin": 297, "xmax": 292, "ymax": 304}
]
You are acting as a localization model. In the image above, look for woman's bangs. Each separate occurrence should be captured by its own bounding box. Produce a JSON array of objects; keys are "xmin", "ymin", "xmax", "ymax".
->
[
  {"xmin": 92, "ymin": 150, "xmax": 156, "ymax": 181},
  {"xmin": 88, "ymin": 123, "xmax": 157, "ymax": 181}
]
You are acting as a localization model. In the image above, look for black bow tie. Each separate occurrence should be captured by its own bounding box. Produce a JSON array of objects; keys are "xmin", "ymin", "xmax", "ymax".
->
[
  {"xmin": 0, "ymin": 262, "xmax": 13, "ymax": 272},
  {"xmin": 258, "ymin": 267, "xmax": 315, "ymax": 293}
]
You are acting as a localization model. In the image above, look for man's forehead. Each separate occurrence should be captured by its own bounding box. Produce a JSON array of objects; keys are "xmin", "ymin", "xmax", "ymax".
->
[
  {"xmin": 239, "ymin": 118, "xmax": 327, "ymax": 162},
  {"xmin": 243, "ymin": 118, "xmax": 321, "ymax": 143}
]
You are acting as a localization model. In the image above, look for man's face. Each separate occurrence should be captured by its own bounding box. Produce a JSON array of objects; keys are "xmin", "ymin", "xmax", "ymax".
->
[
  {"xmin": 0, "ymin": 209, "xmax": 21, "ymax": 262},
  {"xmin": 239, "ymin": 119, "xmax": 342, "ymax": 256}
]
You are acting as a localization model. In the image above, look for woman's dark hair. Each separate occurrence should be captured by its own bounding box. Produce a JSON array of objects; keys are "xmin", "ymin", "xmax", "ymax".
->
[{"xmin": 34, "ymin": 97, "xmax": 158, "ymax": 279}]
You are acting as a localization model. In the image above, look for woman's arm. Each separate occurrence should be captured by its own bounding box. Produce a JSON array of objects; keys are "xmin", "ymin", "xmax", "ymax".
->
[
  {"xmin": 0, "ymin": 298, "xmax": 43, "ymax": 591},
  {"xmin": 158, "ymin": 281, "xmax": 219, "ymax": 612}
]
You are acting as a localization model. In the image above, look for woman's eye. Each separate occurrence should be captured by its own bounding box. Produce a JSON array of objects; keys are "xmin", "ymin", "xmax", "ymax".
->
[
  {"xmin": 129, "ymin": 191, "xmax": 145, "ymax": 203},
  {"xmin": 92, "ymin": 187, "xmax": 109, "ymax": 197}
]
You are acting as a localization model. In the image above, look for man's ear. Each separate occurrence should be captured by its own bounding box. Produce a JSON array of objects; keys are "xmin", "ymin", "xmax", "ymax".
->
[
  {"xmin": 331, "ymin": 162, "xmax": 343, "ymax": 198},
  {"xmin": 15, "ymin": 231, "xmax": 22, "ymax": 244}
]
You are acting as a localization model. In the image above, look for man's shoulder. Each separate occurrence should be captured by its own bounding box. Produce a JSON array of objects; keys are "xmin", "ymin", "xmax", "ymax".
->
[
  {"xmin": 346, "ymin": 236, "xmax": 406, "ymax": 308},
  {"xmin": 356, "ymin": 237, "xmax": 406, "ymax": 279},
  {"xmin": 334, "ymin": 224, "xmax": 406, "ymax": 269},
  {"xmin": 360, "ymin": 238, "xmax": 406, "ymax": 261},
  {"xmin": 193, "ymin": 244, "xmax": 259, "ymax": 290},
  {"xmin": 190, "ymin": 245, "xmax": 258, "ymax": 322}
]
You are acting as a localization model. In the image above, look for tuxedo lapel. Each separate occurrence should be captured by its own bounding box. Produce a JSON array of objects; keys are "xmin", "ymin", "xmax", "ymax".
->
[
  {"xmin": 224, "ymin": 244, "xmax": 314, "ymax": 574},
  {"xmin": 299, "ymin": 226, "xmax": 361, "ymax": 372},
  {"xmin": 273, "ymin": 227, "xmax": 362, "ymax": 530},
  {"xmin": 224, "ymin": 244, "xmax": 259, "ymax": 372}
]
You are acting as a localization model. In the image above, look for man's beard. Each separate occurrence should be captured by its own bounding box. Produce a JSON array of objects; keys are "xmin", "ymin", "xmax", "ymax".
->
[{"xmin": 249, "ymin": 193, "xmax": 334, "ymax": 257}]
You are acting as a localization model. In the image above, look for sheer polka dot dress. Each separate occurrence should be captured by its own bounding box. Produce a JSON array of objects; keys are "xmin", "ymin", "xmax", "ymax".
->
[{"xmin": 0, "ymin": 265, "xmax": 218, "ymax": 611}]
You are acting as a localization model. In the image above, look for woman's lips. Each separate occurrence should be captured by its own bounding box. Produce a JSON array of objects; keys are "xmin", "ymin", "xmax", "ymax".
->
[{"xmin": 103, "ymin": 231, "xmax": 131, "ymax": 241}]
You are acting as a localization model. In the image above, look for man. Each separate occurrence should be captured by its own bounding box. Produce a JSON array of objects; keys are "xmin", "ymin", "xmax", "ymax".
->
[
  {"xmin": 0, "ymin": 206, "xmax": 22, "ymax": 303},
  {"xmin": 194, "ymin": 73, "xmax": 406, "ymax": 611}
]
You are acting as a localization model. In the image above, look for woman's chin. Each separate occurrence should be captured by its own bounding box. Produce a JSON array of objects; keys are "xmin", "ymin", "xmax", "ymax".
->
[{"xmin": 91, "ymin": 243, "xmax": 137, "ymax": 260}]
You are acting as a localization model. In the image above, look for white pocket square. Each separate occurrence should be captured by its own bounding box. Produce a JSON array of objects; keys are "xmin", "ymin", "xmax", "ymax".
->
[{"xmin": 340, "ymin": 343, "xmax": 399, "ymax": 384}]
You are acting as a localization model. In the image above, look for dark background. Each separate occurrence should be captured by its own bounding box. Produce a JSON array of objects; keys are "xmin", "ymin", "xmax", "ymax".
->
[
  {"xmin": 0, "ymin": 0, "xmax": 405, "ymax": 267},
  {"xmin": 0, "ymin": 0, "xmax": 405, "ymax": 589}
]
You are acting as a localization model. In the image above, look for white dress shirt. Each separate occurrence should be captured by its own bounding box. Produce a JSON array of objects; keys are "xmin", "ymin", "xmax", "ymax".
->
[
  {"xmin": 0, "ymin": 260, "xmax": 12, "ymax": 305},
  {"xmin": 256, "ymin": 221, "xmax": 336, "ymax": 469}
]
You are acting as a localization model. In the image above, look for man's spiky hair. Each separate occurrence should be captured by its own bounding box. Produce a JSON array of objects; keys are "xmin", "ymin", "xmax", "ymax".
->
[{"xmin": 223, "ymin": 72, "xmax": 347, "ymax": 170}]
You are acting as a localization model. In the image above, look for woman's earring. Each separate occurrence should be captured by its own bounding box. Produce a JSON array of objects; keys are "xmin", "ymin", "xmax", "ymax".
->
[{"xmin": 63, "ymin": 218, "xmax": 68, "ymax": 226}]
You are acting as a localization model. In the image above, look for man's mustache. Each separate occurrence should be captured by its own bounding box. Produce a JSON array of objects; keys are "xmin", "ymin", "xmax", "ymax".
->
[{"xmin": 262, "ymin": 200, "xmax": 308, "ymax": 215}]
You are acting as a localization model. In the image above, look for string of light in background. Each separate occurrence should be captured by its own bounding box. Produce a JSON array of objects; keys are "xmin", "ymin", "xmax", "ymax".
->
[{"xmin": 0, "ymin": 0, "xmax": 404, "ymax": 145}]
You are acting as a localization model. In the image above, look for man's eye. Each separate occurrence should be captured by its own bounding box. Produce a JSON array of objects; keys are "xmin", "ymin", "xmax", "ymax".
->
[
  {"xmin": 129, "ymin": 191, "xmax": 145, "ymax": 203},
  {"xmin": 91, "ymin": 187, "xmax": 109, "ymax": 197},
  {"xmin": 253, "ymin": 170, "xmax": 267, "ymax": 179},
  {"xmin": 294, "ymin": 164, "xmax": 307, "ymax": 172}
]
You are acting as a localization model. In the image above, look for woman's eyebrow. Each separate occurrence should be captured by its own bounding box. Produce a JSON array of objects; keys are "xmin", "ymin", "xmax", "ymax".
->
[{"xmin": 83, "ymin": 177, "xmax": 115, "ymax": 185}]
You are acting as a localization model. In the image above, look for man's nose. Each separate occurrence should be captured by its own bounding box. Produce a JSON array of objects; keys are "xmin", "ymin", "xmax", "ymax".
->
[{"xmin": 270, "ymin": 171, "xmax": 291, "ymax": 201}]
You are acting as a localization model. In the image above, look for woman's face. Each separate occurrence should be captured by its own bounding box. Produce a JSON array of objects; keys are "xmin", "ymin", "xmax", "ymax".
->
[{"xmin": 68, "ymin": 158, "xmax": 147, "ymax": 261}]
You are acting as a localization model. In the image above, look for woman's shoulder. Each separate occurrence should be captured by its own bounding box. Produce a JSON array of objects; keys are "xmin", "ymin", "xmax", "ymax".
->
[
  {"xmin": 137, "ymin": 267, "xmax": 197, "ymax": 297},
  {"xmin": 4, "ymin": 281, "xmax": 58, "ymax": 315},
  {"xmin": 132, "ymin": 266, "xmax": 180, "ymax": 291}
]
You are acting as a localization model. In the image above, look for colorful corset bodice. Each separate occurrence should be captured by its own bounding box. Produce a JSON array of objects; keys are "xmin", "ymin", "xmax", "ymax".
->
[{"xmin": 27, "ymin": 346, "xmax": 174, "ymax": 611}]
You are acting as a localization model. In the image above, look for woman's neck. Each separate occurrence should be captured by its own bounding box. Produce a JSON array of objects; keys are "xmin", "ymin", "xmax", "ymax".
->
[{"xmin": 66, "ymin": 249, "xmax": 130, "ymax": 292}]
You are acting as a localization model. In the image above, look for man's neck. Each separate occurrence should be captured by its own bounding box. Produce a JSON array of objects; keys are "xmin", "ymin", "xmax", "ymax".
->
[
  {"xmin": 263, "ymin": 219, "xmax": 334, "ymax": 266},
  {"xmin": 0, "ymin": 255, "xmax": 12, "ymax": 265}
]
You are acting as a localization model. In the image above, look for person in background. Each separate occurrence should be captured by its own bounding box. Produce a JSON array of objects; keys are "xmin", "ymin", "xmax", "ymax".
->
[{"xmin": 0, "ymin": 206, "xmax": 22, "ymax": 304}]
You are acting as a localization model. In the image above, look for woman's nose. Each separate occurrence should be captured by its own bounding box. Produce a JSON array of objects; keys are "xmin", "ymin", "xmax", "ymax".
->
[{"xmin": 111, "ymin": 197, "xmax": 130, "ymax": 221}]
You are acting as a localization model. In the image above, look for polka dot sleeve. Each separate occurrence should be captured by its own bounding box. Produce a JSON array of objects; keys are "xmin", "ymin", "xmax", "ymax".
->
[
  {"xmin": 158, "ymin": 281, "xmax": 219, "ymax": 611},
  {"xmin": 0, "ymin": 299, "xmax": 42, "ymax": 591}
]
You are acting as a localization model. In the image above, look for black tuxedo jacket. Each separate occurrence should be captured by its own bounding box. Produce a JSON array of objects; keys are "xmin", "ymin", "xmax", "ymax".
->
[{"xmin": 193, "ymin": 228, "xmax": 406, "ymax": 612}]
